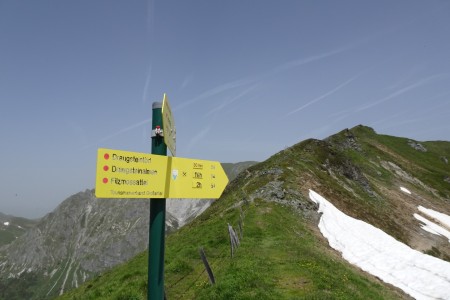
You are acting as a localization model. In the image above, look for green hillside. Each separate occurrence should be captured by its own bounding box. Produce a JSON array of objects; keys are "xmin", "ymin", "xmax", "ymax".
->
[
  {"xmin": 56, "ymin": 124, "xmax": 450, "ymax": 299},
  {"xmin": 0, "ymin": 215, "xmax": 38, "ymax": 247},
  {"xmin": 58, "ymin": 189, "xmax": 403, "ymax": 299}
]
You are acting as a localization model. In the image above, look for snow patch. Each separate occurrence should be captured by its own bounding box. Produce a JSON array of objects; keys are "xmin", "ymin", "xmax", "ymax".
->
[
  {"xmin": 309, "ymin": 189, "xmax": 450, "ymax": 300},
  {"xmin": 400, "ymin": 186, "xmax": 411, "ymax": 194},
  {"xmin": 414, "ymin": 214, "xmax": 450, "ymax": 242},
  {"xmin": 414, "ymin": 206, "xmax": 450, "ymax": 243},
  {"xmin": 3, "ymin": 222, "xmax": 9, "ymax": 226},
  {"xmin": 418, "ymin": 206, "xmax": 450, "ymax": 229}
]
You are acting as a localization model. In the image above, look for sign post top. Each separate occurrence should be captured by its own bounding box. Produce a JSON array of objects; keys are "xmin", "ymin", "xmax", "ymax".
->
[{"xmin": 162, "ymin": 93, "xmax": 176, "ymax": 156}]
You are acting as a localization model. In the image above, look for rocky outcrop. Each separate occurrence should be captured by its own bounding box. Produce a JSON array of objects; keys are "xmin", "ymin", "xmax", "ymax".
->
[
  {"xmin": 444, "ymin": 176, "xmax": 450, "ymax": 184},
  {"xmin": 325, "ymin": 128, "xmax": 363, "ymax": 152},
  {"xmin": 408, "ymin": 140, "xmax": 427, "ymax": 152}
]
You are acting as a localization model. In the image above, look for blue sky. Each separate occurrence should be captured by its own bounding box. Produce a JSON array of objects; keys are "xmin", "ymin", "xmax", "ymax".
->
[{"xmin": 1, "ymin": 0, "xmax": 450, "ymax": 218}]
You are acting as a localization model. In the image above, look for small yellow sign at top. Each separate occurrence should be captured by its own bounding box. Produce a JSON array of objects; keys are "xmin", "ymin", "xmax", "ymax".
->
[{"xmin": 162, "ymin": 93, "xmax": 176, "ymax": 156}]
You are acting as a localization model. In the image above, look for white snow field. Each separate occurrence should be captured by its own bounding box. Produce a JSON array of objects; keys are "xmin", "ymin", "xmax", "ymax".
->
[{"xmin": 309, "ymin": 189, "xmax": 450, "ymax": 300}]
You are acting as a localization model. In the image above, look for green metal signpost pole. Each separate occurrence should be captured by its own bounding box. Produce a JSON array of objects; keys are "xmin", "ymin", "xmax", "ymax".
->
[{"xmin": 149, "ymin": 102, "xmax": 167, "ymax": 300}]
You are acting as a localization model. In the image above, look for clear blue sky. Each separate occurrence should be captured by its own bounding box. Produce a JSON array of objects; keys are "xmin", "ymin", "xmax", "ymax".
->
[{"xmin": 1, "ymin": 1, "xmax": 449, "ymax": 218}]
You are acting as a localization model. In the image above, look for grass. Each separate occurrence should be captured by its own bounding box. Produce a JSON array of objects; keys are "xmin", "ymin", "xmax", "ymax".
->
[
  {"xmin": 363, "ymin": 131, "xmax": 450, "ymax": 198},
  {"xmin": 0, "ymin": 220, "xmax": 34, "ymax": 247},
  {"xmin": 0, "ymin": 231, "xmax": 16, "ymax": 247},
  {"xmin": 58, "ymin": 125, "xmax": 450, "ymax": 299},
  {"xmin": 59, "ymin": 195, "xmax": 403, "ymax": 300}
]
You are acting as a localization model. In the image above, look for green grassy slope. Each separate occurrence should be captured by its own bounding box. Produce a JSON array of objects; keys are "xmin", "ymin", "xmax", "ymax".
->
[
  {"xmin": 58, "ymin": 197, "xmax": 403, "ymax": 300},
  {"xmin": 59, "ymin": 125, "xmax": 450, "ymax": 299},
  {"xmin": 0, "ymin": 215, "xmax": 38, "ymax": 247}
]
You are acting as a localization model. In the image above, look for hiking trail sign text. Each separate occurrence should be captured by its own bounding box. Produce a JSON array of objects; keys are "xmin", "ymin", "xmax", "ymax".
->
[{"xmin": 95, "ymin": 148, "xmax": 228, "ymax": 199}]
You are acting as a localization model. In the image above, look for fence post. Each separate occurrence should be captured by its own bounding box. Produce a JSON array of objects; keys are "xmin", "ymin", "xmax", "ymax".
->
[
  {"xmin": 238, "ymin": 219, "xmax": 243, "ymax": 239},
  {"xmin": 199, "ymin": 247, "xmax": 215, "ymax": 285},
  {"xmin": 228, "ymin": 223, "xmax": 235, "ymax": 258}
]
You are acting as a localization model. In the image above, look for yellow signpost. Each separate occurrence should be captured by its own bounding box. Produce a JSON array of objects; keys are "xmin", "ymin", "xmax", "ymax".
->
[
  {"xmin": 95, "ymin": 148, "xmax": 169, "ymax": 198},
  {"xmin": 162, "ymin": 93, "xmax": 176, "ymax": 156},
  {"xmin": 95, "ymin": 94, "xmax": 228, "ymax": 300},
  {"xmin": 95, "ymin": 149, "xmax": 228, "ymax": 199},
  {"xmin": 168, "ymin": 157, "xmax": 228, "ymax": 198}
]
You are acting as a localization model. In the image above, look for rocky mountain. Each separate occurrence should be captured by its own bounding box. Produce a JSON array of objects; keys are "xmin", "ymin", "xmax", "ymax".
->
[
  {"xmin": 0, "ymin": 162, "xmax": 255, "ymax": 300},
  {"xmin": 58, "ymin": 125, "xmax": 450, "ymax": 299},
  {"xmin": 1, "ymin": 190, "xmax": 179, "ymax": 299}
]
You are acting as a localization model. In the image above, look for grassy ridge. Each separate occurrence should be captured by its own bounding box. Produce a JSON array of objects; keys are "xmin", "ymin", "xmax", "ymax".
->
[
  {"xmin": 352, "ymin": 126, "xmax": 450, "ymax": 197},
  {"xmin": 59, "ymin": 195, "xmax": 402, "ymax": 299},
  {"xmin": 58, "ymin": 125, "xmax": 450, "ymax": 299}
]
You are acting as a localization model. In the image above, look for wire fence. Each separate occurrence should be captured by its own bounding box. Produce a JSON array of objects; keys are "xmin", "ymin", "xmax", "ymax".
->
[{"xmin": 167, "ymin": 204, "xmax": 248, "ymax": 298}]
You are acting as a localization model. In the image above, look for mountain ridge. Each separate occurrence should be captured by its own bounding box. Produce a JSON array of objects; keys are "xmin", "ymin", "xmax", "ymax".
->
[{"xmin": 58, "ymin": 124, "xmax": 450, "ymax": 299}]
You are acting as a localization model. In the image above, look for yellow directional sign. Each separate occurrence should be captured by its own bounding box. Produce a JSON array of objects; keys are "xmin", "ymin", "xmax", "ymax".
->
[
  {"xmin": 167, "ymin": 156, "xmax": 229, "ymax": 199},
  {"xmin": 95, "ymin": 148, "xmax": 228, "ymax": 199},
  {"xmin": 162, "ymin": 93, "xmax": 176, "ymax": 156},
  {"xmin": 95, "ymin": 148, "xmax": 169, "ymax": 198}
]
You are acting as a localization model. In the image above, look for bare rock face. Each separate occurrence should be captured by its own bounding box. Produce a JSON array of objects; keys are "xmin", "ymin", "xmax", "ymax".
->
[
  {"xmin": 444, "ymin": 176, "xmax": 450, "ymax": 184},
  {"xmin": 166, "ymin": 199, "xmax": 213, "ymax": 226}
]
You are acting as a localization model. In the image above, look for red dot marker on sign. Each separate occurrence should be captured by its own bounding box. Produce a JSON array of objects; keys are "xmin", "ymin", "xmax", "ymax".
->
[
  {"xmin": 103, "ymin": 178, "xmax": 108, "ymax": 184},
  {"xmin": 103, "ymin": 165, "xmax": 109, "ymax": 171},
  {"xmin": 104, "ymin": 153, "xmax": 110, "ymax": 160}
]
